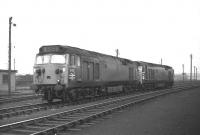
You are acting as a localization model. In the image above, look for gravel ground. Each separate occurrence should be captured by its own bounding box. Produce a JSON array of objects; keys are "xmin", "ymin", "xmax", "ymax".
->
[
  {"xmin": 0, "ymin": 82, "xmax": 187, "ymax": 113},
  {"xmin": 0, "ymin": 89, "xmax": 39, "ymax": 108},
  {"xmin": 0, "ymin": 89, "xmax": 34, "ymax": 96},
  {"xmin": 0, "ymin": 97, "xmax": 44, "ymax": 109},
  {"xmin": 64, "ymin": 87, "xmax": 200, "ymax": 135}
]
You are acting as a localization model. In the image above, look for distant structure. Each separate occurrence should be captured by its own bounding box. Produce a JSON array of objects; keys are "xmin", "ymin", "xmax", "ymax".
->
[
  {"xmin": 16, "ymin": 74, "xmax": 33, "ymax": 87},
  {"xmin": 0, "ymin": 69, "xmax": 17, "ymax": 92},
  {"xmin": 174, "ymin": 73, "xmax": 189, "ymax": 81},
  {"xmin": 190, "ymin": 54, "xmax": 192, "ymax": 80},
  {"xmin": 182, "ymin": 64, "xmax": 185, "ymax": 81},
  {"xmin": 115, "ymin": 49, "xmax": 119, "ymax": 57}
]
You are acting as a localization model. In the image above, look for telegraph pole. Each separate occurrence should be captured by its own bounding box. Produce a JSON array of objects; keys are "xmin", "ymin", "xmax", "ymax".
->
[
  {"xmin": 8, "ymin": 17, "xmax": 16, "ymax": 95},
  {"xmin": 161, "ymin": 58, "xmax": 162, "ymax": 65},
  {"xmin": 194, "ymin": 66, "xmax": 196, "ymax": 80},
  {"xmin": 190, "ymin": 54, "xmax": 192, "ymax": 81},
  {"xmin": 196, "ymin": 68, "xmax": 198, "ymax": 80},
  {"xmin": 14, "ymin": 58, "xmax": 15, "ymax": 70},
  {"xmin": 8, "ymin": 17, "xmax": 12, "ymax": 95},
  {"xmin": 182, "ymin": 64, "xmax": 184, "ymax": 81},
  {"xmin": 116, "ymin": 49, "xmax": 119, "ymax": 57}
]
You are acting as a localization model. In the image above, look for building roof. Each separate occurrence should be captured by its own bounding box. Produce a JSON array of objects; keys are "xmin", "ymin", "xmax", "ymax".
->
[{"xmin": 0, "ymin": 69, "xmax": 17, "ymax": 73}]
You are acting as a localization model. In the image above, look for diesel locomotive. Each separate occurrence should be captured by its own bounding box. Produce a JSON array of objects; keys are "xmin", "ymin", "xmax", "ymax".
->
[{"xmin": 33, "ymin": 45, "xmax": 174, "ymax": 102}]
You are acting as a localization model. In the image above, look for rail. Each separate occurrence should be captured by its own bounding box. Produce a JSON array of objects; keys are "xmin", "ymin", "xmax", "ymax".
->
[{"xmin": 0, "ymin": 81, "xmax": 199, "ymax": 135}]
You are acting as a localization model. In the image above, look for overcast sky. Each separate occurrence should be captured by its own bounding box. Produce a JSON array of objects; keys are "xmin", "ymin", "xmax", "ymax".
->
[{"xmin": 0, "ymin": 0, "xmax": 200, "ymax": 75}]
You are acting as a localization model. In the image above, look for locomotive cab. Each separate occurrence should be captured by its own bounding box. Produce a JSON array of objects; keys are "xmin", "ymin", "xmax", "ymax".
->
[
  {"xmin": 33, "ymin": 54, "xmax": 69, "ymax": 101},
  {"xmin": 33, "ymin": 45, "xmax": 81, "ymax": 102},
  {"xmin": 34, "ymin": 54, "xmax": 68, "ymax": 85}
]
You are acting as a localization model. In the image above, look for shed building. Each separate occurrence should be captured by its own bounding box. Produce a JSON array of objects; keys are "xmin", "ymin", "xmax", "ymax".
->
[{"xmin": 0, "ymin": 69, "xmax": 17, "ymax": 91}]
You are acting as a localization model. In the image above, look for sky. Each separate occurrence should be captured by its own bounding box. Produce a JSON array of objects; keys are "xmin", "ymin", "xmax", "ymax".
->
[{"xmin": 0, "ymin": 0, "xmax": 200, "ymax": 75}]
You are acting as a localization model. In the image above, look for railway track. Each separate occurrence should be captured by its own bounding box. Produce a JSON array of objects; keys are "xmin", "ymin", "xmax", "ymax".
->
[
  {"xmin": 0, "ymin": 81, "xmax": 198, "ymax": 120},
  {"xmin": 0, "ymin": 102, "xmax": 61, "ymax": 119},
  {"xmin": 0, "ymin": 91, "xmax": 129, "ymax": 119},
  {"xmin": 0, "ymin": 89, "xmax": 149, "ymax": 119},
  {"xmin": 0, "ymin": 82, "xmax": 199, "ymax": 135},
  {"xmin": 0, "ymin": 94, "xmax": 42, "ymax": 104}
]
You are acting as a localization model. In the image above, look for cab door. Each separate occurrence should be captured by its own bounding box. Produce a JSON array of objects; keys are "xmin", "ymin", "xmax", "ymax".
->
[{"xmin": 82, "ymin": 61, "xmax": 94, "ymax": 81}]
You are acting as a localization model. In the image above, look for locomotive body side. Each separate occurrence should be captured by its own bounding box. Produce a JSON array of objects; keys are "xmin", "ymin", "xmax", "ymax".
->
[
  {"xmin": 138, "ymin": 61, "xmax": 174, "ymax": 88},
  {"xmin": 97, "ymin": 56, "xmax": 140, "ymax": 93},
  {"xmin": 33, "ymin": 45, "xmax": 174, "ymax": 103},
  {"xmin": 67, "ymin": 50, "xmax": 140, "ymax": 94}
]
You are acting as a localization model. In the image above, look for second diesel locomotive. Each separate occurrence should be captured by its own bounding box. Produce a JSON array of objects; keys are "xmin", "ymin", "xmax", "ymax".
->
[{"xmin": 33, "ymin": 45, "xmax": 174, "ymax": 102}]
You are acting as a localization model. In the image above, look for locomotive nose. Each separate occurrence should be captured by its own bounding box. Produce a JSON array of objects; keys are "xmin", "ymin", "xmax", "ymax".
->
[
  {"xmin": 34, "ymin": 65, "xmax": 66, "ymax": 84},
  {"xmin": 46, "ymin": 66, "xmax": 66, "ymax": 84}
]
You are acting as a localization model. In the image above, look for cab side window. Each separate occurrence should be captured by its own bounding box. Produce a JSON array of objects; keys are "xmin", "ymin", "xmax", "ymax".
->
[
  {"xmin": 75, "ymin": 56, "xmax": 80, "ymax": 66},
  {"xmin": 70, "ymin": 54, "xmax": 80, "ymax": 66},
  {"xmin": 70, "ymin": 55, "xmax": 75, "ymax": 66}
]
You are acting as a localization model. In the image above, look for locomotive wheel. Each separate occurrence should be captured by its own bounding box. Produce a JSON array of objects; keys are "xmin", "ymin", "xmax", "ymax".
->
[
  {"xmin": 69, "ymin": 89, "xmax": 77, "ymax": 101},
  {"xmin": 47, "ymin": 98, "xmax": 53, "ymax": 103},
  {"xmin": 62, "ymin": 91, "xmax": 68, "ymax": 102}
]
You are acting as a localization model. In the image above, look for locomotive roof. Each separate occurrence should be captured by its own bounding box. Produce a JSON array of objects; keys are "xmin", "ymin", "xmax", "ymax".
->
[
  {"xmin": 138, "ymin": 61, "xmax": 173, "ymax": 69},
  {"xmin": 39, "ymin": 45, "xmax": 173, "ymax": 69},
  {"xmin": 39, "ymin": 45, "xmax": 135, "ymax": 64}
]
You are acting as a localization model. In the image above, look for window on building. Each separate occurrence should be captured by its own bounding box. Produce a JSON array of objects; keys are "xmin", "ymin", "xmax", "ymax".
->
[{"xmin": 3, "ymin": 74, "xmax": 8, "ymax": 84}]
